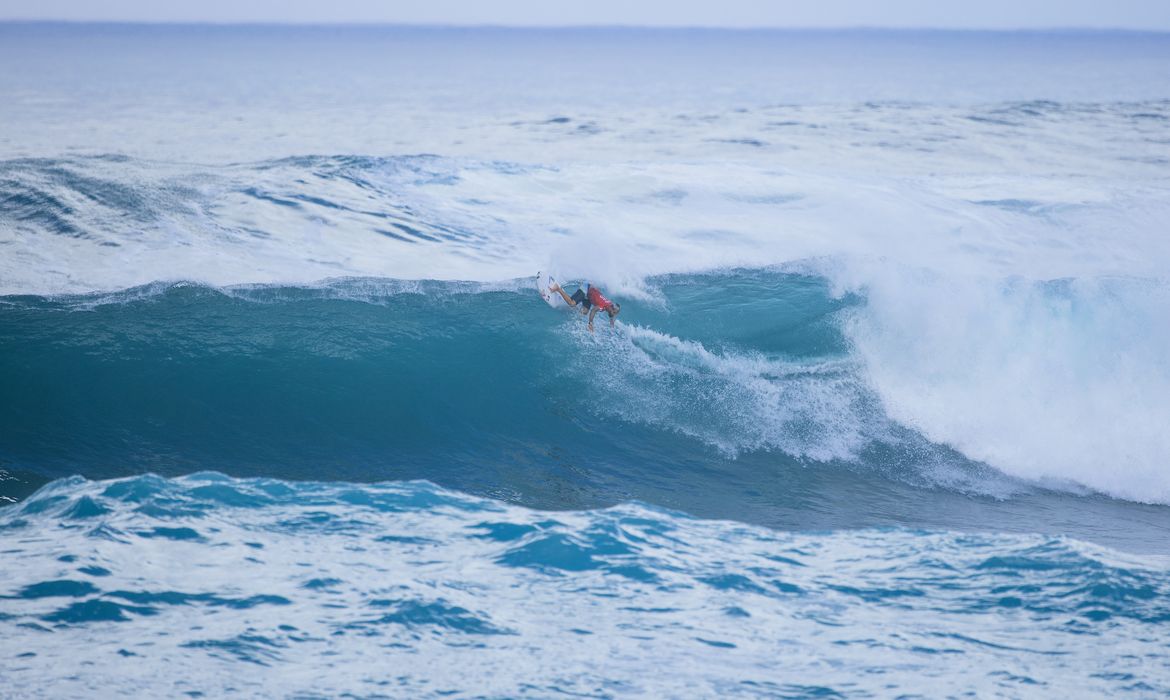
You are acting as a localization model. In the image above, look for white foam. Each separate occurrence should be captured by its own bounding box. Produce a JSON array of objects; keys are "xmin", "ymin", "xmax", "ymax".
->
[
  {"xmin": 838, "ymin": 261, "xmax": 1170, "ymax": 503},
  {"xmin": 573, "ymin": 321, "xmax": 883, "ymax": 463},
  {"xmin": 2, "ymin": 475, "xmax": 1167, "ymax": 697}
]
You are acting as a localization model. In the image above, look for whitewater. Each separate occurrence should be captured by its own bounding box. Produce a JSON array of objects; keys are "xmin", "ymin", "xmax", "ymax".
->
[{"xmin": 2, "ymin": 23, "xmax": 1170, "ymax": 697}]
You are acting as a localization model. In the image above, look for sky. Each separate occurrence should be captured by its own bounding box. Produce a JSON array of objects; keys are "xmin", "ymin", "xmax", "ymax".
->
[{"xmin": 2, "ymin": 0, "xmax": 1169, "ymax": 31}]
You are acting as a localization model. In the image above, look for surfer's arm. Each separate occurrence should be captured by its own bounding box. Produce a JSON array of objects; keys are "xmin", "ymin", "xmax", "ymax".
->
[{"xmin": 587, "ymin": 306, "xmax": 599, "ymax": 332}]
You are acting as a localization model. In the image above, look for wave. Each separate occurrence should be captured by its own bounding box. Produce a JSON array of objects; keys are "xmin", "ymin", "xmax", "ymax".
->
[
  {"xmin": 1, "ymin": 137, "xmax": 1169, "ymax": 513},
  {"xmin": 3, "ymin": 272, "xmax": 1170, "ymax": 548},
  {"xmin": 1, "ymin": 472, "xmax": 1168, "ymax": 697}
]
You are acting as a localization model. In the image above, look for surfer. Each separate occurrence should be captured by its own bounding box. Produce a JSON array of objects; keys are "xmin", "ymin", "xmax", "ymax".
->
[{"xmin": 549, "ymin": 282, "xmax": 621, "ymax": 332}]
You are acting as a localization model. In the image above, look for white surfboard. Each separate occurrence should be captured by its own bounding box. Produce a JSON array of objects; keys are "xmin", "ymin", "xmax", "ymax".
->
[{"xmin": 536, "ymin": 271, "xmax": 561, "ymax": 308}]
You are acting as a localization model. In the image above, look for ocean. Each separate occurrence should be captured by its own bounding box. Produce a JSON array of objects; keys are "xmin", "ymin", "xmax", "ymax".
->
[{"xmin": 1, "ymin": 22, "xmax": 1169, "ymax": 697}]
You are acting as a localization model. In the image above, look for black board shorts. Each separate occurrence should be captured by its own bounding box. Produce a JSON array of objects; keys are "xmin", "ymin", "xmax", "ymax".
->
[{"xmin": 571, "ymin": 288, "xmax": 591, "ymax": 310}]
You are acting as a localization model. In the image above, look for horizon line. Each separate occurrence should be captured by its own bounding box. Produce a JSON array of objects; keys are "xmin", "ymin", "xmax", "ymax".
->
[{"xmin": 2, "ymin": 19, "xmax": 1169, "ymax": 34}]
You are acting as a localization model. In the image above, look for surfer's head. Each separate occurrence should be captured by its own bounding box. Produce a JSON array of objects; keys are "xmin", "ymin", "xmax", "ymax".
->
[{"xmin": 607, "ymin": 302, "xmax": 621, "ymax": 319}]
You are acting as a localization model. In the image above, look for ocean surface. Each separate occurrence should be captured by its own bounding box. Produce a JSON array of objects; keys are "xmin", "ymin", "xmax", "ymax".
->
[{"xmin": 2, "ymin": 23, "xmax": 1170, "ymax": 697}]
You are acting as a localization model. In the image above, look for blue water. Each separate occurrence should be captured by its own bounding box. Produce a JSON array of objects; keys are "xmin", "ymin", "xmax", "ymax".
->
[{"xmin": 2, "ymin": 23, "xmax": 1170, "ymax": 697}]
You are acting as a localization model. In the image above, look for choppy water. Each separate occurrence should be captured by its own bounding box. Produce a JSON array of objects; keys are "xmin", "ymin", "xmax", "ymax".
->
[
  {"xmin": 3, "ymin": 474, "xmax": 1169, "ymax": 698},
  {"xmin": 2, "ymin": 22, "xmax": 1170, "ymax": 697}
]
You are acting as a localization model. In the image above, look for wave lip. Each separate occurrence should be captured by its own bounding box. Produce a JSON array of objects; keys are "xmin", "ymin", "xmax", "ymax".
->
[{"xmin": 2, "ymin": 473, "xmax": 1169, "ymax": 696}]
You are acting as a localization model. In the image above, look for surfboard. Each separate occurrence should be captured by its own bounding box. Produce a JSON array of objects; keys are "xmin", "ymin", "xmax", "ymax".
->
[{"xmin": 536, "ymin": 271, "xmax": 560, "ymax": 308}]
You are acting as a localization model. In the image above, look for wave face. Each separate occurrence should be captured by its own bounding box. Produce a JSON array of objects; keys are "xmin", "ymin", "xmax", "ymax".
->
[
  {"xmin": 2, "ymin": 473, "xmax": 1168, "ymax": 697},
  {"xmin": 0, "ymin": 275, "xmax": 919, "ymax": 494},
  {"xmin": 3, "ymin": 275, "xmax": 1170, "ymax": 553}
]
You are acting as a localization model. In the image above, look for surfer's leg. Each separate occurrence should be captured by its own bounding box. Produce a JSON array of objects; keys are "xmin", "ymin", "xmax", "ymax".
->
[{"xmin": 551, "ymin": 284, "xmax": 577, "ymax": 306}]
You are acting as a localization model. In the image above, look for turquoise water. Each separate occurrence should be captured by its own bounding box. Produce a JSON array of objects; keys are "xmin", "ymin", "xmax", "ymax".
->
[
  {"xmin": 3, "ymin": 276, "xmax": 1168, "ymax": 552},
  {"xmin": 2, "ymin": 23, "xmax": 1170, "ymax": 697}
]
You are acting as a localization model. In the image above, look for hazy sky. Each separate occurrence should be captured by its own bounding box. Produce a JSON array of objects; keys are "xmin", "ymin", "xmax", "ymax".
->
[{"xmin": 3, "ymin": 0, "xmax": 1169, "ymax": 30}]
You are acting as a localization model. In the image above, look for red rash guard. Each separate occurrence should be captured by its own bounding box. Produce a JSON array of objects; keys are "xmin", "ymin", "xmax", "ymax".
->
[{"xmin": 587, "ymin": 286, "xmax": 613, "ymax": 311}]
